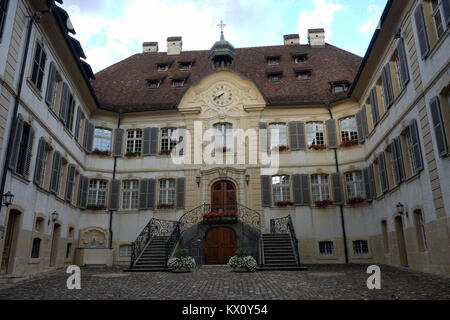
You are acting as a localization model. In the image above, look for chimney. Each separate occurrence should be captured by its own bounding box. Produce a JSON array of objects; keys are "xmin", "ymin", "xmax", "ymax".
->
[
  {"xmin": 167, "ymin": 36, "xmax": 182, "ymax": 56},
  {"xmin": 143, "ymin": 42, "xmax": 158, "ymax": 53},
  {"xmin": 284, "ymin": 34, "xmax": 300, "ymax": 45},
  {"xmin": 308, "ymin": 28, "xmax": 325, "ymax": 48}
]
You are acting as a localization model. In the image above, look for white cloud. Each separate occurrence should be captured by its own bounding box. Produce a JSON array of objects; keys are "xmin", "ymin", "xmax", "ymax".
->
[
  {"xmin": 357, "ymin": 4, "xmax": 382, "ymax": 38},
  {"xmin": 296, "ymin": 0, "xmax": 348, "ymax": 43}
]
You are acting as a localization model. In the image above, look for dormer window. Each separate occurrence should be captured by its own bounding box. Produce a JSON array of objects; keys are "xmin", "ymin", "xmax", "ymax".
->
[
  {"xmin": 296, "ymin": 70, "xmax": 311, "ymax": 80},
  {"xmin": 293, "ymin": 54, "xmax": 308, "ymax": 64},
  {"xmin": 333, "ymin": 85, "xmax": 347, "ymax": 93},
  {"xmin": 172, "ymin": 80, "xmax": 184, "ymax": 88},
  {"xmin": 329, "ymin": 81, "xmax": 350, "ymax": 94},
  {"xmin": 267, "ymin": 56, "xmax": 280, "ymax": 65},
  {"xmin": 157, "ymin": 64, "xmax": 169, "ymax": 72},
  {"xmin": 148, "ymin": 80, "xmax": 161, "ymax": 89},
  {"xmin": 269, "ymin": 74, "xmax": 281, "ymax": 82},
  {"xmin": 179, "ymin": 62, "xmax": 193, "ymax": 71}
]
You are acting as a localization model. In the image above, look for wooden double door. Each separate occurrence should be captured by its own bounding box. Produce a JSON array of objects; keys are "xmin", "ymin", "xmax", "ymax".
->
[
  {"xmin": 205, "ymin": 227, "xmax": 237, "ymax": 264},
  {"xmin": 211, "ymin": 180, "xmax": 237, "ymax": 212}
]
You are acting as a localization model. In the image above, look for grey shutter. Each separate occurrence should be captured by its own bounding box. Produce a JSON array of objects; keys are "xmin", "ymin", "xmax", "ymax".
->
[
  {"xmin": 331, "ymin": 173, "xmax": 343, "ymax": 205},
  {"xmin": 50, "ymin": 151, "xmax": 61, "ymax": 194},
  {"xmin": 65, "ymin": 164, "xmax": 76, "ymax": 202},
  {"xmin": 77, "ymin": 175, "xmax": 84, "ymax": 208},
  {"xmin": 259, "ymin": 123, "xmax": 268, "ymax": 154},
  {"xmin": 176, "ymin": 177, "xmax": 185, "ymax": 209},
  {"xmin": 430, "ymin": 97, "xmax": 448, "ymax": 157},
  {"xmin": 297, "ymin": 122, "xmax": 305, "ymax": 150},
  {"xmin": 369, "ymin": 164, "xmax": 376, "ymax": 200},
  {"xmin": 390, "ymin": 140, "xmax": 401, "ymax": 185},
  {"xmin": 414, "ymin": 4, "xmax": 430, "ymax": 59},
  {"xmin": 363, "ymin": 167, "xmax": 372, "ymax": 201},
  {"xmin": 80, "ymin": 176, "xmax": 88, "ymax": 209},
  {"xmin": 370, "ymin": 87, "xmax": 380, "ymax": 126},
  {"xmin": 409, "ymin": 119, "xmax": 424, "ymax": 172},
  {"xmin": 356, "ymin": 110, "xmax": 364, "ymax": 143},
  {"xmin": 293, "ymin": 174, "xmax": 302, "ymax": 206},
  {"xmin": 74, "ymin": 107, "xmax": 82, "ymax": 141},
  {"xmin": 143, "ymin": 127, "xmax": 151, "ymax": 156},
  {"xmin": 147, "ymin": 179, "xmax": 155, "ymax": 210},
  {"xmin": 59, "ymin": 82, "xmax": 70, "ymax": 125},
  {"xmin": 382, "ymin": 64, "xmax": 394, "ymax": 108},
  {"xmin": 109, "ymin": 180, "xmax": 120, "ymax": 210},
  {"xmin": 326, "ymin": 119, "xmax": 337, "ymax": 148},
  {"xmin": 378, "ymin": 152, "xmax": 389, "ymax": 194},
  {"xmin": 395, "ymin": 137, "xmax": 406, "ymax": 183},
  {"xmin": 86, "ymin": 122, "xmax": 94, "ymax": 153},
  {"xmin": 45, "ymin": 62, "xmax": 56, "ymax": 106},
  {"xmin": 361, "ymin": 106, "xmax": 368, "ymax": 139},
  {"xmin": 300, "ymin": 174, "xmax": 310, "ymax": 205},
  {"xmin": 139, "ymin": 179, "xmax": 149, "ymax": 209},
  {"xmin": 397, "ymin": 38, "xmax": 410, "ymax": 87},
  {"xmin": 9, "ymin": 114, "xmax": 24, "ymax": 171},
  {"xmin": 23, "ymin": 126, "xmax": 34, "ymax": 178},
  {"xmin": 442, "ymin": 0, "xmax": 450, "ymax": 25},
  {"xmin": 83, "ymin": 120, "xmax": 89, "ymax": 150},
  {"xmin": 34, "ymin": 137, "xmax": 46, "ymax": 186},
  {"xmin": 289, "ymin": 122, "xmax": 298, "ymax": 150},
  {"xmin": 261, "ymin": 175, "xmax": 271, "ymax": 207},
  {"xmin": 113, "ymin": 128, "xmax": 124, "ymax": 157},
  {"xmin": 150, "ymin": 127, "xmax": 158, "ymax": 156}
]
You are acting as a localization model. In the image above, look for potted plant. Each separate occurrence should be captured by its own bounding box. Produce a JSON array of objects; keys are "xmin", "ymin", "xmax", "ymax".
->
[
  {"xmin": 157, "ymin": 203, "xmax": 175, "ymax": 209},
  {"xmin": 125, "ymin": 151, "xmax": 141, "ymax": 157},
  {"xmin": 202, "ymin": 211, "xmax": 238, "ymax": 224},
  {"xmin": 159, "ymin": 149, "xmax": 172, "ymax": 156},
  {"xmin": 340, "ymin": 138, "xmax": 359, "ymax": 148},
  {"xmin": 91, "ymin": 149, "xmax": 110, "ymax": 156},
  {"xmin": 87, "ymin": 204, "xmax": 107, "ymax": 211},
  {"xmin": 275, "ymin": 201, "xmax": 294, "ymax": 208},
  {"xmin": 348, "ymin": 197, "xmax": 365, "ymax": 205},
  {"xmin": 315, "ymin": 199, "xmax": 333, "ymax": 208},
  {"xmin": 309, "ymin": 144, "xmax": 328, "ymax": 151},
  {"xmin": 168, "ymin": 249, "xmax": 196, "ymax": 273},
  {"xmin": 228, "ymin": 249, "xmax": 257, "ymax": 272},
  {"xmin": 272, "ymin": 145, "xmax": 290, "ymax": 153}
]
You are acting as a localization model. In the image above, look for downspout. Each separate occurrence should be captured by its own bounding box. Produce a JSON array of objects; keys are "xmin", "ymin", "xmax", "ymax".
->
[
  {"xmin": 326, "ymin": 102, "xmax": 349, "ymax": 264},
  {"xmin": 0, "ymin": 15, "xmax": 35, "ymax": 212},
  {"xmin": 109, "ymin": 111, "xmax": 121, "ymax": 249}
]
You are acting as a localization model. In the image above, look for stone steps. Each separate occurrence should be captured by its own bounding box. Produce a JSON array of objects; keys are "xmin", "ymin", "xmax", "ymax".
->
[{"xmin": 262, "ymin": 233, "xmax": 300, "ymax": 269}]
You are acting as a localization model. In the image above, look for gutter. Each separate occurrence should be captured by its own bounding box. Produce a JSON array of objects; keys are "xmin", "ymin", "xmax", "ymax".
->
[{"xmin": 109, "ymin": 112, "xmax": 122, "ymax": 249}]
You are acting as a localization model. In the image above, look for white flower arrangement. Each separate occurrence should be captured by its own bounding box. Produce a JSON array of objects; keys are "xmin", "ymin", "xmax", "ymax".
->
[
  {"xmin": 168, "ymin": 256, "xmax": 196, "ymax": 271},
  {"xmin": 228, "ymin": 255, "xmax": 257, "ymax": 272}
]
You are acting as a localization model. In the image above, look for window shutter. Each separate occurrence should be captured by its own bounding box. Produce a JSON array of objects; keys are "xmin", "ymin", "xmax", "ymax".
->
[
  {"xmin": 442, "ymin": 0, "xmax": 450, "ymax": 25},
  {"xmin": 297, "ymin": 122, "xmax": 305, "ymax": 151},
  {"xmin": 150, "ymin": 127, "xmax": 158, "ymax": 156},
  {"xmin": 45, "ymin": 62, "xmax": 56, "ymax": 106},
  {"xmin": 85, "ymin": 122, "xmax": 94, "ymax": 153},
  {"xmin": 50, "ymin": 151, "xmax": 61, "ymax": 194},
  {"xmin": 83, "ymin": 120, "xmax": 89, "ymax": 150},
  {"xmin": 429, "ymin": 97, "xmax": 449, "ymax": 157},
  {"xmin": 382, "ymin": 64, "xmax": 394, "ymax": 108},
  {"xmin": 59, "ymin": 82, "xmax": 70, "ymax": 125},
  {"xmin": 288, "ymin": 122, "xmax": 298, "ymax": 150},
  {"xmin": 293, "ymin": 174, "xmax": 302, "ymax": 206},
  {"xmin": 23, "ymin": 126, "xmax": 35, "ymax": 178},
  {"xmin": 109, "ymin": 180, "xmax": 120, "ymax": 210},
  {"xmin": 363, "ymin": 167, "xmax": 372, "ymax": 201},
  {"xmin": 356, "ymin": 110, "xmax": 365, "ymax": 143},
  {"xmin": 74, "ymin": 107, "xmax": 82, "ymax": 141},
  {"xmin": 143, "ymin": 127, "xmax": 151, "ymax": 156},
  {"xmin": 326, "ymin": 119, "xmax": 337, "ymax": 148},
  {"xmin": 300, "ymin": 174, "xmax": 310, "ymax": 205},
  {"xmin": 65, "ymin": 164, "xmax": 76, "ymax": 202},
  {"xmin": 259, "ymin": 123, "xmax": 268, "ymax": 154},
  {"xmin": 397, "ymin": 38, "xmax": 410, "ymax": 87},
  {"xmin": 390, "ymin": 140, "xmax": 401, "ymax": 185},
  {"xmin": 261, "ymin": 175, "xmax": 271, "ymax": 207},
  {"xmin": 176, "ymin": 177, "xmax": 185, "ymax": 209},
  {"xmin": 370, "ymin": 87, "xmax": 380, "ymax": 126},
  {"xmin": 409, "ymin": 119, "xmax": 424, "ymax": 172},
  {"xmin": 9, "ymin": 114, "xmax": 24, "ymax": 171},
  {"xmin": 139, "ymin": 179, "xmax": 149, "ymax": 209},
  {"xmin": 331, "ymin": 173, "xmax": 343, "ymax": 205},
  {"xmin": 361, "ymin": 106, "xmax": 368, "ymax": 139},
  {"xmin": 414, "ymin": 4, "xmax": 430, "ymax": 59},
  {"xmin": 34, "ymin": 137, "xmax": 46, "ymax": 186},
  {"xmin": 77, "ymin": 175, "xmax": 84, "ymax": 208},
  {"xmin": 80, "ymin": 176, "xmax": 88, "ymax": 209},
  {"xmin": 147, "ymin": 179, "xmax": 156, "ymax": 210},
  {"xmin": 369, "ymin": 164, "xmax": 376, "ymax": 200},
  {"xmin": 378, "ymin": 152, "xmax": 389, "ymax": 194},
  {"xmin": 395, "ymin": 137, "xmax": 406, "ymax": 183},
  {"xmin": 113, "ymin": 128, "xmax": 124, "ymax": 157}
]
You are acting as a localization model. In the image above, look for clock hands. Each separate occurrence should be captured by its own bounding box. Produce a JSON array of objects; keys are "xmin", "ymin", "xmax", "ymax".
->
[{"xmin": 213, "ymin": 92, "xmax": 225, "ymax": 101}]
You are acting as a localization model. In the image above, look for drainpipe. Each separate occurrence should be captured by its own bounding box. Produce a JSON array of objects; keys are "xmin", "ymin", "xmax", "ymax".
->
[
  {"xmin": 0, "ymin": 14, "xmax": 36, "ymax": 216},
  {"xmin": 108, "ymin": 111, "xmax": 121, "ymax": 249},
  {"xmin": 326, "ymin": 102, "xmax": 349, "ymax": 264}
]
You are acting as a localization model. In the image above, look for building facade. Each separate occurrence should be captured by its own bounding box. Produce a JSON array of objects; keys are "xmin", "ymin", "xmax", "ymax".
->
[{"xmin": 0, "ymin": 0, "xmax": 449, "ymax": 277}]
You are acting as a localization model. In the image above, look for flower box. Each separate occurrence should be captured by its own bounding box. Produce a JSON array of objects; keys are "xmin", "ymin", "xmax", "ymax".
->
[
  {"xmin": 348, "ymin": 197, "xmax": 365, "ymax": 205},
  {"xmin": 315, "ymin": 199, "xmax": 333, "ymax": 208},
  {"xmin": 202, "ymin": 211, "xmax": 238, "ymax": 224},
  {"xmin": 309, "ymin": 144, "xmax": 328, "ymax": 151},
  {"xmin": 125, "ymin": 151, "xmax": 141, "ymax": 158},
  {"xmin": 272, "ymin": 145, "xmax": 290, "ymax": 153},
  {"xmin": 275, "ymin": 201, "xmax": 294, "ymax": 208},
  {"xmin": 159, "ymin": 149, "xmax": 172, "ymax": 156},
  {"xmin": 157, "ymin": 203, "xmax": 175, "ymax": 210},
  {"xmin": 87, "ymin": 204, "xmax": 107, "ymax": 211},
  {"xmin": 91, "ymin": 149, "xmax": 110, "ymax": 157},
  {"xmin": 340, "ymin": 139, "xmax": 359, "ymax": 148}
]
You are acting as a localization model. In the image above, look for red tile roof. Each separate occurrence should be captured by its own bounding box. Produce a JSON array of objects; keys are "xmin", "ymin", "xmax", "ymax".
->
[{"xmin": 91, "ymin": 43, "xmax": 362, "ymax": 112}]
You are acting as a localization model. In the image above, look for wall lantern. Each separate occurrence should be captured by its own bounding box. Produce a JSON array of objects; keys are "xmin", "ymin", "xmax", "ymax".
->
[
  {"xmin": 48, "ymin": 211, "xmax": 60, "ymax": 226},
  {"xmin": 396, "ymin": 202, "xmax": 408, "ymax": 218},
  {"xmin": 245, "ymin": 174, "xmax": 250, "ymax": 185},
  {"xmin": 196, "ymin": 176, "xmax": 201, "ymax": 188},
  {"xmin": 1, "ymin": 192, "xmax": 14, "ymax": 208}
]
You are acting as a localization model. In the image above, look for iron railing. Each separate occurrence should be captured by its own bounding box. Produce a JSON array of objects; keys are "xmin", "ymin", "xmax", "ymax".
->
[{"xmin": 270, "ymin": 214, "xmax": 300, "ymax": 266}]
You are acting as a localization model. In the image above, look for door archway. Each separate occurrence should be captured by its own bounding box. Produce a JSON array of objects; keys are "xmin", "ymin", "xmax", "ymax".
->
[
  {"xmin": 1, "ymin": 210, "xmax": 21, "ymax": 273},
  {"xmin": 211, "ymin": 180, "xmax": 236, "ymax": 212},
  {"xmin": 395, "ymin": 216, "xmax": 408, "ymax": 267},
  {"xmin": 205, "ymin": 227, "xmax": 237, "ymax": 264},
  {"xmin": 50, "ymin": 223, "xmax": 61, "ymax": 267}
]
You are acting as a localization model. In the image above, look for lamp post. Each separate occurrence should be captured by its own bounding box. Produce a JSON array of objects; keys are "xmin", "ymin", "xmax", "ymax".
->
[
  {"xmin": 245, "ymin": 174, "xmax": 250, "ymax": 185},
  {"xmin": 48, "ymin": 211, "xmax": 60, "ymax": 226},
  {"xmin": 396, "ymin": 202, "xmax": 408, "ymax": 218},
  {"xmin": 196, "ymin": 176, "xmax": 201, "ymax": 188}
]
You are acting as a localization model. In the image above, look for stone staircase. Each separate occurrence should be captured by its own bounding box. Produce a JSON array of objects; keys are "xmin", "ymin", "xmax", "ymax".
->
[
  {"xmin": 261, "ymin": 233, "xmax": 301, "ymax": 270},
  {"xmin": 131, "ymin": 236, "xmax": 169, "ymax": 271}
]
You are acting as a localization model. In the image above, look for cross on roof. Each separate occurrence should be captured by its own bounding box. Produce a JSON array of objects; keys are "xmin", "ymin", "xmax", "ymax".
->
[{"xmin": 217, "ymin": 20, "xmax": 226, "ymax": 33}]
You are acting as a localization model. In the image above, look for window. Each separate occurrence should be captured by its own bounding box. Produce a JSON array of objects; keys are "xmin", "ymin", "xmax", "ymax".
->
[
  {"xmin": 296, "ymin": 71, "xmax": 311, "ymax": 80},
  {"xmin": 319, "ymin": 241, "xmax": 334, "ymax": 256},
  {"xmin": 381, "ymin": 220, "xmax": 389, "ymax": 253},
  {"xmin": 394, "ymin": 52, "xmax": 406, "ymax": 92},
  {"xmin": 93, "ymin": 128, "xmax": 112, "ymax": 152},
  {"xmin": 159, "ymin": 179, "xmax": 175, "ymax": 205},
  {"xmin": 120, "ymin": 245, "xmax": 132, "ymax": 257},
  {"xmin": 340, "ymin": 117, "xmax": 358, "ymax": 143},
  {"xmin": 414, "ymin": 211, "xmax": 428, "ymax": 252},
  {"xmin": 126, "ymin": 130, "xmax": 143, "ymax": 154},
  {"xmin": 31, "ymin": 238, "xmax": 41, "ymax": 258},
  {"xmin": 345, "ymin": 171, "xmax": 365, "ymax": 200},
  {"xmin": 179, "ymin": 62, "xmax": 192, "ymax": 70},
  {"xmin": 269, "ymin": 74, "xmax": 281, "ymax": 82},
  {"xmin": 172, "ymin": 80, "xmax": 184, "ymax": 88},
  {"xmin": 0, "ymin": 0, "xmax": 9, "ymax": 41},
  {"xmin": 158, "ymin": 64, "xmax": 168, "ymax": 72},
  {"xmin": 122, "ymin": 180, "xmax": 139, "ymax": 210},
  {"xmin": 306, "ymin": 122, "xmax": 325, "ymax": 147},
  {"xmin": 15, "ymin": 122, "xmax": 32, "ymax": 176},
  {"xmin": 431, "ymin": 0, "xmax": 445, "ymax": 38},
  {"xmin": 148, "ymin": 80, "xmax": 161, "ymax": 89},
  {"xmin": 213, "ymin": 123, "xmax": 233, "ymax": 151},
  {"xmin": 88, "ymin": 179, "xmax": 107, "ymax": 206},
  {"xmin": 34, "ymin": 217, "xmax": 44, "ymax": 232},
  {"xmin": 36, "ymin": 141, "xmax": 49, "ymax": 187},
  {"xmin": 267, "ymin": 57, "xmax": 280, "ymax": 65},
  {"xmin": 294, "ymin": 55, "xmax": 307, "ymax": 64},
  {"xmin": 332, "ymin": 85, "xmax": 347, "ymax": 94},
  {"xmin": 272, "ymin": 176, "xmax": 291, "ymax": 203},
  {"xmin": 269, "ymin": 123, "xmax": 287, "ymax": 150},
  {"xmin": 160, "ymin": 128, "xmax": 177, "ymax": 152},
  {"xmin": 66, "ymin": 243, "xmax": 72, "ymax": 258},
  {"xmin": 353, "ymin": 240, "xmax": 369, "ymax": 255},
  {"xmin": 311, "ymin": 174, "xmax": 330, "ymax": 203},
  {"xmin": 30, "ymin": 41, "xmax": 47, "ymax": 91}
]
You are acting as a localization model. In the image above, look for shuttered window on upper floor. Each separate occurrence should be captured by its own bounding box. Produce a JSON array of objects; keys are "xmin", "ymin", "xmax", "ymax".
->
[
  {"xmin": 31, "ymin": 41, "xmax": 47, "ymax": 91},
  {"xmin": 9, "ymin": 114, "xmax": 34, "ymax": 179},
  {"xmin": 430, "ymin": 96, "xmax": 449, "ymax": 157},
  {"xmin": 0, "ymin": 0, "xmax": 9, "ymax": 41}
]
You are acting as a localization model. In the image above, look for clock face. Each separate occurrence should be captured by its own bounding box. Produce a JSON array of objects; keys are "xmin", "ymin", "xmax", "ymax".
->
[{"xmin": 211, "ymin": 84, "xmax": 234, "ymax": 107}]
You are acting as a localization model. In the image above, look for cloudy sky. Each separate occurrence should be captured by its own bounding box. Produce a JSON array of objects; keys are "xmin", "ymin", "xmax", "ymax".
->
[{"xmin": 61, "ymin": 0, "xmax": 388, "ymax": 73}]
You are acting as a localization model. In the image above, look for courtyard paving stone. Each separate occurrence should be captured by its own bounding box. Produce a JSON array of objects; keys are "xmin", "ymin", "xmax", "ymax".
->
[{"xmin": 0, "ymin": 264, "xmax": 449, "ymax": 300}]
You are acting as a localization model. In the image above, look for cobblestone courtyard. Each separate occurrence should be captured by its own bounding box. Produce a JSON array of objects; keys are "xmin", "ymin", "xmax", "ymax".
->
[{"xmin": 0, "ymin": 264, "xmax": 449, "ymax": 300}]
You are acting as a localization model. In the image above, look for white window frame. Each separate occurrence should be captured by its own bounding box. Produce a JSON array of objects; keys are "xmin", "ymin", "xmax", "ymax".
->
[
  {"xmin": 340, "ymin": 117, "xmax": 358, "ymax": 143},
  {"xmin": 213, "ymin": 123, "xmax": 233, "ymax": 151},
  {"xmin": 87, "ymin": 179, "xmax": 108, "ymax": 206},
  {"xmin": 93, "ymin": 128, "xmax": 112, "ymax": 152},
  {"xmin": 120, "ymin": 245, "xmax": 132, "ymax": 257},
  {"xmin": 122, "ymin": 180, "xmax": 139, "ymax": 210},
  {"xmin": 160, "ymin": 128, "xmax": 177, "ymax": 152},
  {"xmin": 431, "ymin": 0, "xmax": 445, "ymax": 38},
  {"xmin": 345, "ymin": 171, "xmax": 365, "ymax": 200},
  {"xmin": 306, "ymin": 122, "xmax": 325, "ymax": 147},
  {"xmin": 269, "ymin": 123, "xmax": 287, "ymax": 150},
  {"xmin": 319, "ymin": 241, "xmax": 334, "ymax": 256},
  {"xmin": 406, "ymin": 129, "xmax": 418, "ymax": 175},
  {"xmin": 311, "ymin": 174, "xmax": 330, "ymax": 203},
  {"xmin": 126, "ymin": 129, "xmax": 143, "ymax": 153},
  {"xmin": 272, "ymin": 176, "xmax": 291, "ymax": 203},
  {"xmin": 158, "ymin": 179, "xmax": 176, "ymax": 205}
]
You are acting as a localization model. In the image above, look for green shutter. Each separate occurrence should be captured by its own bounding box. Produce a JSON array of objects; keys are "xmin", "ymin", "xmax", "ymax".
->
[
  {"xmin": 430, "ymin": 97, "xmax": 449, "ymax": 157},
  {"xmin": 326, "ymin": 119, "xmax": 337, "ymax": 149},
  {"xmin": 139, "ymin": 179, "xmax": 149, "ymax": 209},
  {"xmin": 9, "ymin": 114, "xmax": 24, "ymax": 171},
  {"xmin": 109, "ymin": 180, "xmax": 120, "ymax": 210},
  {"xmin": 409, "ymin": 119, "xmax": 424, "ymax": 172},
  {"xmin": 331, "ymin": 173, "xmax": 343, "ymax": 205},
  {"xmin": 34, "ymin": 137, "xmax": 46, "ymax": 186},
  {"xmin": 414, "ymin": 4, "xmax": 430, "ymax": 59},
  {"xmin": 261, "ymin": 175, "xmax": 271, "ymax": 207},
  {"xmin": 23, "ymin": 126, "xmax": 35, "ymax": 178},
  {"xmin": 176, "ymin": 177, "xmax": 185, "ymax": 209},
  {"xmin": 259, "ymin": 123, "xmax": 268, "ymax": 154}
]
